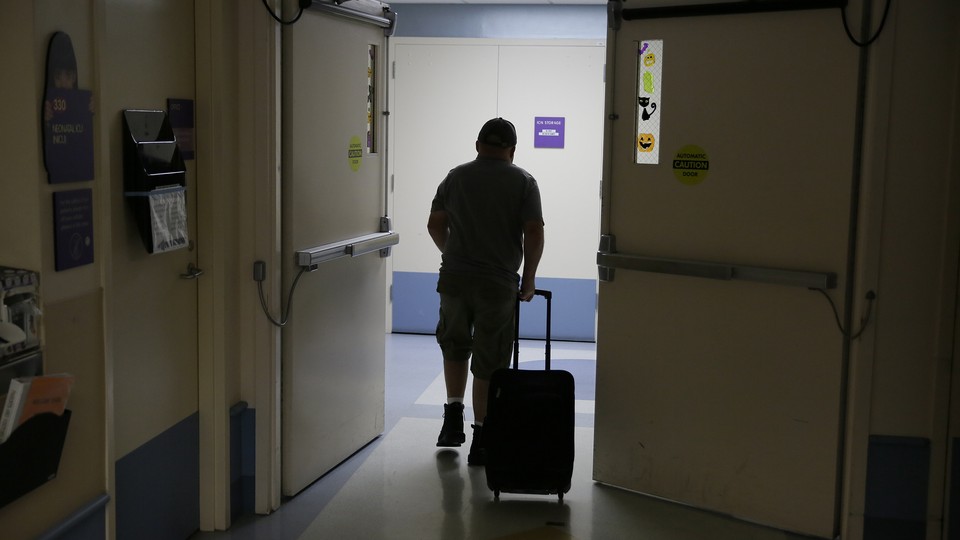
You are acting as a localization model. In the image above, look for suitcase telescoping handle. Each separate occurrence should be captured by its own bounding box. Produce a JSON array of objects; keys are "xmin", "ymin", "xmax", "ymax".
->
[{"xmin": 513, "ymin": 289, "xmax": 552, "ymax": 370}]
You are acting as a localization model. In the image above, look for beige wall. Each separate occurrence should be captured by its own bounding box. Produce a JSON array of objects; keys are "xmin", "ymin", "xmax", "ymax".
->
[
  {"xmin": 0, "ymin": 0, "xmax": 256, "ymax": 537},
  {"xmin": 0, "ymin": 2, "xmax": 42, "ymax": 267},
  {"xmin": 103, "ymin": 0, "xmax": 200, "ymax": 460},
  {"xmin": 0, "ymin": 1, "xmax": 108, "ymax": 538},
  {"xmin": 844, "ymin": 0, "xmax": 960, "ymax": 536},
  {"xmin": 866, "ymin": 0, "xmax": 959, "ymax": 439}
]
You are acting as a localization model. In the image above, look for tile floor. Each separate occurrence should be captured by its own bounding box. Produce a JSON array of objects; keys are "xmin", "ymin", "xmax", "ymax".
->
[{"xmin": 191, "ymin": 333, "xmax": 813, "ymax": 540}]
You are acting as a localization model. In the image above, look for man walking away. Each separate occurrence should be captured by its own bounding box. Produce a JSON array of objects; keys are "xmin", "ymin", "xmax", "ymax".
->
[{"xmin": 427, "ymin": 117, "xmax": 545, "ymax": 466}]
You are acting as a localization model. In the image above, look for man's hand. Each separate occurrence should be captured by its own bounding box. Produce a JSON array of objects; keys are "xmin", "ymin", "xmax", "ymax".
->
[{"xmin": 519, "ymin": 276, "xmax": 536, "ymax": 302}]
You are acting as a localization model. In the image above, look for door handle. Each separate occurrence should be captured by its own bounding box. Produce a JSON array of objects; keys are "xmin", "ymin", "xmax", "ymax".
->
[{"xmin": 180, "ymin": 262, "xmax": 204, "ymax": 280}]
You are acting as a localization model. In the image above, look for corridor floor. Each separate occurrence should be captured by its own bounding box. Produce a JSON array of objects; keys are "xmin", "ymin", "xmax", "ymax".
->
[{"xmin": 191, "ymin": 333, "xmax": 812, "ymax": 540}]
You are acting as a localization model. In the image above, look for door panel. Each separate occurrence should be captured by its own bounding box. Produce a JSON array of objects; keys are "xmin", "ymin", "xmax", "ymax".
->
[
  {"xmin": 282, "ymin": 12, "xmax": 388, "ymax": 495},
  {"xmin": 494, "ymin": 44, "xmax": 605, "ymax": 283},
  {"xmin": 595, "ymin": 7, "xmax": 858, "ymax": 538},
  {"xmin": 391, "ymin": 42, "xmax": 500, "ymax": 276}
]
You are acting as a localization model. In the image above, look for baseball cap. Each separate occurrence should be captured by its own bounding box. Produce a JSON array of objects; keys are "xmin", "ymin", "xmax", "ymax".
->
[{"xmin": 477, "ymin": 117, "xmax": 517, "ymax": 148}]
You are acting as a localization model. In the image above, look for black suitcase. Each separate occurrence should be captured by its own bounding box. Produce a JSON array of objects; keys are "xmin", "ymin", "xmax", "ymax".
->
[{"xmin": 484, "ymin": 289, "xmax": 575, "ymax": 501}]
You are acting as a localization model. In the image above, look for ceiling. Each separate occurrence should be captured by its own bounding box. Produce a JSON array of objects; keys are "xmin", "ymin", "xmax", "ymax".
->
[
  {"xmin": 383, "ymin": 0, "xmax": 708, "ymax": 6},
  {"xmin": 384, "ymin": 0, "xmax": 606, "ymax": 4}
]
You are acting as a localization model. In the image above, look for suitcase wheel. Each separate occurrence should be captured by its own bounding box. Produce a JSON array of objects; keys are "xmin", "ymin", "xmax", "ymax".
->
[
  {"xmin": 558, "ymin": 492, "xmax": 564, "ymax": 503},
  {"xmin": 493, "ymin": 490, "xmax": 500, "ymax": 500}
]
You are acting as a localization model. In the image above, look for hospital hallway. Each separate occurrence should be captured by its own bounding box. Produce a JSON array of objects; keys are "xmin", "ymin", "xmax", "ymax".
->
[{"xmin": 191, "ymin": 333, "xmax": 813, "ymax": 540}]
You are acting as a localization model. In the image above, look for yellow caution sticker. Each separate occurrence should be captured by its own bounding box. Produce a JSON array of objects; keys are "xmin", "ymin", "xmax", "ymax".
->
[
  {"xmin": 348, "ymin": 135, "xmax": 363, "ymax": 172},
  {"xmin": 672, "ymin": 145, "xmax": 709, "ymax": 185}
]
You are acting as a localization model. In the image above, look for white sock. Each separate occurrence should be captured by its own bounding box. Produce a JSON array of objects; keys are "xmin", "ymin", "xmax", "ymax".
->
[{"xmin": 447, "ymin": 397, "xmax": 463, "ymax": 405}]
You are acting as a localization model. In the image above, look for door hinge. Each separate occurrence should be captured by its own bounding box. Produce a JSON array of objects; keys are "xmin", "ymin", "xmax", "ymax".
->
[{"xmin": 598, "ymin": 234, "xmax": 616, "ymax": 282}]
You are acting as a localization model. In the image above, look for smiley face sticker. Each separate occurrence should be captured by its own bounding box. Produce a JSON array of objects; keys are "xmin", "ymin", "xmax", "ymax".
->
[{"xmin": 637, "ymin": 133, "xmax": 655, "ymax": 152}]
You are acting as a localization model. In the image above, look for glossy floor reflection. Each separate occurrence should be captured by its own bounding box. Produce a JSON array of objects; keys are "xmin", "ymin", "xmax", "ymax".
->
[{"xmin": 192, "ymin": 334, "xmax": 812, "ymax": 540}]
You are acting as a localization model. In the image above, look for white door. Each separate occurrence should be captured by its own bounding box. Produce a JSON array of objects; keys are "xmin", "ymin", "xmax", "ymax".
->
[
  {"xmin": 281, "ymin": 11, "xmax": 389, "ymax": 495},
  {"xmin": 594, "ymin": 6, "xmax": 859, "ymax": 538},
  {"xmin": 390, "ymin": 39, "xmax": 604, "ymax": 341}
]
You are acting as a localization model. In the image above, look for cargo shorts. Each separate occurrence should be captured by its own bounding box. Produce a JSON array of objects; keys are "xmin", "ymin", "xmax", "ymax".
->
[{"xmin": 435, "ymin": 272, "xmax": 517, "ymax": 380}]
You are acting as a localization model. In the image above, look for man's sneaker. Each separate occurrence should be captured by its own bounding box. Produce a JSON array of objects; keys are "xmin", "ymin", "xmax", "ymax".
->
[
  {"xmin": 436, "ymin": 402, "xmax": 465, "ymax": 447},
  {"xmin": 467, "ymin": 424, "xmax": 486, "ymax": 466}
]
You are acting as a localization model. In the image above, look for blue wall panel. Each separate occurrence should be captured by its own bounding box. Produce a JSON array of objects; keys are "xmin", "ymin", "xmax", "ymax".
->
[
  {"xmin": 116, "ymin": 413, "xmax": 199, "ymax": 540},
  {"xmin": 393, "ymin": 271, "xmax": 596, "ymax": 341},
  {"xmin": 863, "ymin": 435, "xmax": 929, "ymax": 540},
  {"xmin": 392, "ymin": 271, "xmax": 441, "ymax": 335},
  {"xmin": 518, "ymin": 277, "xmax": 596, "ymax": 342},
  {"xmin": 231, "ymin": 404, "xmax": 255, "ymax": 518}
]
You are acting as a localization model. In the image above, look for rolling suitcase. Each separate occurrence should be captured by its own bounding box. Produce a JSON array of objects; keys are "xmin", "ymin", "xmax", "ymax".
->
[{"xmin": 484, "ymin": 289, "xmax": 575, "ymax": 501}]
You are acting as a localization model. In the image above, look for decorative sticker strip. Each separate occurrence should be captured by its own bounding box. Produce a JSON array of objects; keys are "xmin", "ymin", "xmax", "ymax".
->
[
  {"xmin": 367, "ymin": 45, "xmax": 377, "ymax": 153},
  {"xmin": 635, "ymin": 40, "xmax": 663, "ymax": 165}
]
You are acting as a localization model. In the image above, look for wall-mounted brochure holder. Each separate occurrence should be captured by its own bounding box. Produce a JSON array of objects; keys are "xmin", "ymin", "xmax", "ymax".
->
[
  {"xmin": 0, "ymin": 410, "xmax": 72, "ymax": 508},
  {"xmin": 1, "ymin": 267, "xmax": 41, "ymax": 363},
  {"xmin": 0, "ymin": 351, "xmax": 42, "ymax": 403},
  {"xmin": 122, "ymin": 109, "xmax": 189, "ymax": 254}
]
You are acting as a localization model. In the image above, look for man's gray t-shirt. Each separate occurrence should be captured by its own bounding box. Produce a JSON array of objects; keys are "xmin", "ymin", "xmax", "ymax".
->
[{"xmin": 431, "ymin": 157, "xmax": 543, "ymax": 289}]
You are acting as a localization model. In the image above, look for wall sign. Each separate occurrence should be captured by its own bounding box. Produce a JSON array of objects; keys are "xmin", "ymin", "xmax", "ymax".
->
[
  {"xmin": 43, "ymin": 32, "xmax": 94, "ymax": 184},
  {"xmin": 534, "ymin": 117, "xmax": 565, "ymax": 148},
  {"xmin": 53, "ymin": 189, "xmax": 94, "ymax": 270},
  {"xmin": 635, "ymin": 40, "xmax": 664, "ymax": 165}
]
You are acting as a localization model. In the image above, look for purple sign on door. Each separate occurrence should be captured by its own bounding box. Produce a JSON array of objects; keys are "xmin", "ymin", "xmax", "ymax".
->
[
  {"xmin": 167, "ymin": 98, "xmax": 195, "ymax": 160},
  {"xmin": 53, "ymin": 189, "xmax": 94, "ymax": 271},
  {"xmin": 534, "ymin": 117, "xmax": 565, "ymax": 149}
]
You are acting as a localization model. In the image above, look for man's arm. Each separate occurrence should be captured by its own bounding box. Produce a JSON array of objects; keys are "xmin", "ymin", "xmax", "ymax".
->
[
  {"xmin": 519, "ymin": 220, "xmax": 544, "ymax": 301},
  {"xmin": 427, "ymin": 210, "xmax": 450, "ymax": 253}
]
